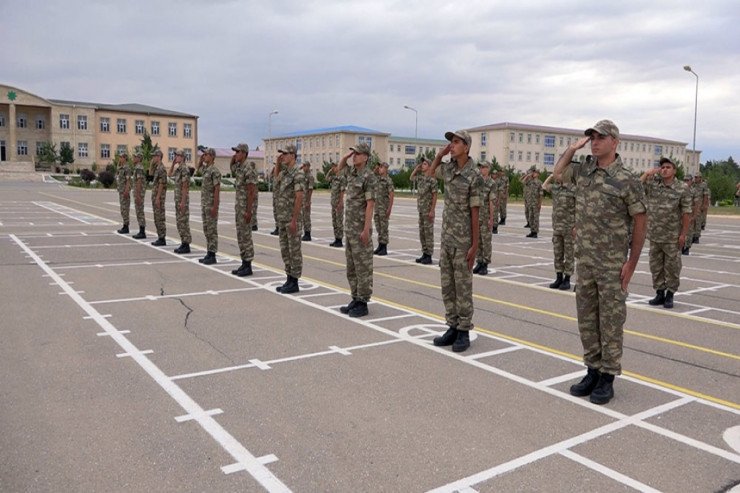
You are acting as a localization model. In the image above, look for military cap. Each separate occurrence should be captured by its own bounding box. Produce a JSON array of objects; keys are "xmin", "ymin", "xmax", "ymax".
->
[
  {"xmin": 444, "ymin": 129, "xmax": 472, "ymax": 147},
  {"xmin": 585, "ymin": 119, "xmax": 620, "ymax": 139},
  {"xmin": 350, "ymin": 142, "xmax": 371, "ymax": 156},
  {"xmin": 133, "ymin": 148, "xmax": 143, "ymax": 158},
  {"xmin": 528, "ymin": 165, "xmax": 537, "ymax": 172},
  {"xmin": 684, "ymin": 174, "xmax": 694, "ymax": 180},
  {"xmin": 278, "ymin": 144, "xmax": 297, "ymax": 155},
  {"xmin": 201, "ymin": 147, "xmax": 216, "ymax": 157},
  {"xmin": 117, "ymin": 151, "xmax": 128, "ymax": 158},
  {"xmin": 302, "ymin": 161, "xmax": 311, "ymax": 168},
  {"xmin": 232, "ymin": 143, "xmax": 249, "ymax": 153},
  {"xmin": 659, "ymin": 157, "xmax": 676, "ymax": 168},
  {"xmin": 478, "ymin": 161, "xmax": 490, "ymax": 168},
  {"xmin": 174, "ymin": 149, "xmax": 185, "ymax": 157},
  {"xmin": 694, "ymin": 171, "xmax": 702, "ymax": 177},
  {"xmin": 151, "ymin": 149, "xmax": 163, "ymax": 157},
  {"xmin": 378, "ymin": 161, "xmax": 389, "ymax": 168}
]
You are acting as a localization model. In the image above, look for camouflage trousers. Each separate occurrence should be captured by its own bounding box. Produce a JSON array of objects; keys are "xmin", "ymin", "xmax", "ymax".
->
[
  {"xmin": 235, "ymin": 206, "xmax": 253, "ymax": 261},
  {"xmin": 492, "ymin": 200, "xmax": 499, "ymax": 228},
  {"xmin": 175, "ymin": 198, "xmax": 191, "ymax": 244},
  {"xmin": 440, "ymin": 243, "xmax": 474, "ymax": 331},
  {"xmin": 345, "ymin": 231, "xmax": 373, "ymax": 302},
  {"xmin": 151, "ymin": 192, "xmax": 167, "ymax": 239},
  {"xmin": 649, "ymin": 241, "xmax": 681, "ymax": 292},
  {"xmin": 498, "ymin": 194, "xmax": 508, "ymax": 220},
  {"xmin": 301, "ymin": 202, "xmax": 312, "ymax": 232},
  {"xmin": 272, "ymin": 191, "xmax": 279, "ymax": 229},
  {"xmin": 251, "ymin": 191, "xmax": 259, "ymax": 229},
  {"xmin": 476, "ymin": 212, "xmax": 492, "ymax": 264},
  {"xmin": 374, "ymin": 206, "xmax": 389, "ymax": 245},
  {"xmin": 278, "ymin": 219, "xmax": 303, "ymax": 278},
  {"xmin": 331, "ymin": 197, "xmax": 344, "ymax": 239},
  {"xmin": 202, "ymin": 206, "xmax": 218, "ymax": 253},
  {"xmin": 686, "ymin": 215, "xmax": 700, "ymax": 248},
  {"xmin": 701, "ymin": 208, "xmax": 708, "ymax": 229},
  {"xmin": 575, "ymin": 264, "xmax": 627, "ymax": 375},
  {"xmin": 134, "ymin": 190, "xmax": 146, "ymax": 228},
  {"xmin": 552, "ymin": 230, "xmax": 574, "ymax": 275},
  {"xmin": 692, "ymin": 213, "xmax": 702, "ymax": 239},
  {"xmin": 525, "ymin": 203, "xmax": 540, "ymax": 233},
  {"xmin": 418, "ymin": 212, "xmax": 434, "ymax": 256},
  {"xmin": 119, "ymin": 192, "xmax": 130, "ymax": 224}
]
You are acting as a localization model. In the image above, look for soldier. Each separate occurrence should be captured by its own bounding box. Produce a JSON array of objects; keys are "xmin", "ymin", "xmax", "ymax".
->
[
  {"xmin": 115, "ymin": 152, "xmax": 132, "ymax": 234},
  {"xmin": 490, "ymin": 165, "xmax": 502, "ymax": 234},
  {"xmin": 250, "ymin": 161, "xmax": 259, "ymax": 231},
  {"xmin": 270, "ymin": 163, "xmax": 280, "ymax": 236},
  {"xmin": 543, "ymin": 171, "xmax": 576, "ymax": 290},
  {"xmin": 497, "ymin": 167, "xmax": 509, "ymax": 226},
  {"xmin": 327, "ymin": 162, "xmax": 346, "ymax": 247},
  {"xmin": 301, "ymin": 161, "xmax": 315, "ymax": 241},
  {"xmin": 430, "ymin": 130, "xmax": 480, "ymax": 353},
  {"xmin": 522, "ymin": 166, "xmax": 543, "ymax": 238},
  {"xmin": 337, "ymin": 143, "xmax": 376, "ymax": 317},
  {"xmin": 150, "ymin": 150, "xmax": 168, "ymax": 246},
  {"xmin": 553, "ymin": 119, "xmax": 647, "ymax": 405},
  {"xmin": 681, "ymin": 174, "xmax": 699, "ymax": 255},
  {"xmin": 410, "ymin": 159, "xmax": 437, "ymax": 264},
  {"xmin": 694, "ymin": 173, "xmax": 710, "ymax": 238},
  {"xmin": 197, "ymin": 148, "xmax": 221, "ymax": 265},
  {"xmin": 640, "ymin": 158, "xmax": 692, "ymax": 309},
  {"xmin": 169, "ymin": 150, "xmax": 191, "ymax": 254},
  {"xmin": 131, "ymin": 150, "xmax": 147, "ymax": 239},
  {"xmin": 274, "ymin": 144, "xmax": 305, "ymax": 293},
  {"xmin": 473, "ymin": 162, "xmax": 497, "ymax": 275},
  {"xmin": 373, "ymin": 161, "xmax": 394, "ymax": 256},
  {"xmin": 231, "ymin": 143, "xmax": 257, "ymax": 276}
]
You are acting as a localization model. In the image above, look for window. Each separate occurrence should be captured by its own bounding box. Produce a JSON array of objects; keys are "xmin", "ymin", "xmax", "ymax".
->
[
  {"xmin": 168, "ymin": 122, "xmax": 177, "ymax": 137},
  {"xmin": 544, "ymin": 135, "xmax": 555, "ymax": 148},
  {"xmin": 509, "ymin": 150, "xmax": 514, "ymax": 161},
  {"xmin": 78, "ymin": 142, "xmax": 88, "ymax": 158},
  {"xmin": 100, "ymin": 117, "xmax": 110, "ymax": 132},
  {"xmin": 184, "ymin": 123, "xmax": 192, "ymax": 138},
  {"xmin": 518, "ymin": 151, "xmax": 523, "ymax": 161},
  {"xmin": 405, "ymin": 145, "xmax": 416, "ymax": 155},
  {"xmin": 518, "ymin": 133, "xmax": 523, "ymax": 143},
  {"xmin": 336, "ymin": 135, "xmax": 340, "ymax": 147},
  {"xmin": 527, "ymin": 133, "xmax": 532, "ymax": 144},
  {"xmin": 535, "ymin": 152, "xmax": 540, "ymax": 162},
  {"xmin": 168, "ymin": 147, "xmax": 176, "ymax": 161},
  {"xmin": 481, "ymin": 133, "xmax": 487, "ymax": 146},
  {"xmin": 358, "ymin": 135, "xmax": 372, "ymax": 147},
  {"xmin": 629, "ymin": 142, "xmax": 634, "ymax": 152},
  {"xmin": 543, "ymin": 153, "xmax": 555, "ymax": 166},
  {"xmin": 480, "ymin": 151, "xmax": 487, "ymax": 162},
  {"xmin": 117, "ymin": 145, "xmax": 127, "ymax": 156},
  {"xmin": 526, "ymin": 151, "xmax": 531, "ymax": 162},
  {"xmin": 36, "ymin": 117, "xmax": 45, "ymax": 130},
  {"xmin": 536, "ymin": 134, "xmax": 540, "ymax": 144},
  {"xmin": 36, "ymin": 142, "xmax": 45, "ymax": 155},
  {"xmin": 642, "ymin": 144, "xmax": 647, "ymax": 152},
  {"xmin": 397, "ymin": 145, "xmax": 401, "ymax": 152},
  {"xmin": 559, "ymin": 137, "xmax": 564, "ymax": 146},
  {"xmin": 135, "ymin": 120, "xmax": 145, "ymax": 134},
  {"xmin": 184, "ymin": 149, "xmax": 192, "ymax": 162},
  {"xmin": 335, "ymin": 152, "xmax": 339, "ymax": 162},
  {"xmin": 117, "ymin": 118, "xmax": 127, "ymax": 133},
  {"xmin": 509, "ymin": 132, "xmax": 515, "ymax": 142},
  {"xmin": 60, "ymin": 114, "xmax": 70, "ymax": 129},
  {"xmin": 567, "ymin": 137, "xmax": 571, "ymax": 146},
  {"xmin": 322, "ymin": 136, "xmax": 325, "ymax": 147},
  {"xmin": 151, "ymin": 121, "xmax": 160, "ymax": 135},
  {"xmin": 17, "ymin": 140, "xmax": 28, "ymax": 156},
  {"xmin": 77, "ymin": 115, "xmax": 87, "ymax": 130},
  {"xmin": 17, "ymin": 115, "xmax": 27, "ymax": 128},
  {"xmin": 0, "ymin": 113, "xmax": 5, "ymax": 127},
  {"xmin": 405, "ymin": 158, "xmax": 416, "ymax": 167},
  {"xmin": 100, "ymin": 144, "xmax": 110, "ymax": 159}
]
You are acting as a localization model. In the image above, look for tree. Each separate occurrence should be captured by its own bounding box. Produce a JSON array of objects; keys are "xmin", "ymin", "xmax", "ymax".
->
[
  {"xmin": 138, "ymin": 130, "xmax": 160, "ymax": 176},
  {"xmin": 507, "ymin": 166, "xmax": 523, "ymax": 199},
  {"xmin": 59, "ymin": 142, "xmax": 74, "ymax": 168},
  {"xmin": 702, "ymin": 157, "xmax": 739, "ymax": 204},
  {"xmin": 37, "ymin": 142, "xmax": 58, "ymax": 166}
]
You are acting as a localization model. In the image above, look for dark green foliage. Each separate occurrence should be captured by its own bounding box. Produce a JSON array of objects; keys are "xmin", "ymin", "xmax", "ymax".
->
[
  {"xmin": 98, "ymin": 171, "xmax": 115, "ymax": 188},
  {"xmin": 80, "ymin": 169, "xmax": 95, "ymax": 183}
]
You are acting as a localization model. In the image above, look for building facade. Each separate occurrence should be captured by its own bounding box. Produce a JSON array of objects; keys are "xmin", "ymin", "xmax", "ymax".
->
[
  {"xmin": 0, "ymin": 84, "xmax": 198, "ymax": 169},
  {"xmin": 387, "ymin": 136, "xmax": 447, "ymax": 169}
]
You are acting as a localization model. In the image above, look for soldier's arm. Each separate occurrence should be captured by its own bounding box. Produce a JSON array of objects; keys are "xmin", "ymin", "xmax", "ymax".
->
[
  {"xmin": 410, "ymin": 164, "xmax": 420, "ymax": 179},
  {"xmin": 387, "ymin": 185, "xmax": 394, "ymax": 217},
  {"xmin": 361, "ymin": 198, "xmax": 375, "ymax": 245},
  {"xmin": 338, "ymin": 151, "xmax": 353, "ymax": 172},
  {"xmin": 429, "ymin": 188, "xmax": 437, "ymax": 219},
  {"xmin": 212, "ymin": 182, "xmax": 220, "ymax": 217},
  {"xmin": 542, "ymin": 174, "xmax": 553, "ymax": 192},
  {"xmin": 621, "ymin": 212, "xmax": 647, "ymax": 291},
  {"xmin": 468, "ymin": 205, "xmax": 480, "ymax": 271},
  {"xmin": 245, "ymin": 183, "xmax": 256, "ymax": 221},
  {"xmin": 554, "ymin": 136, "xmax": 589, "ymax": 182},
  {"xmin": 431, "ymin": 144, "xmax": 451, "ymax": 176}
]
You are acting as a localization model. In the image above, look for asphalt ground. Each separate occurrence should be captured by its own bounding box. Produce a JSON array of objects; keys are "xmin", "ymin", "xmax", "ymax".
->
[{"xmin": 1, "ymin": 180, "xmax": 738, "ymax": 492}]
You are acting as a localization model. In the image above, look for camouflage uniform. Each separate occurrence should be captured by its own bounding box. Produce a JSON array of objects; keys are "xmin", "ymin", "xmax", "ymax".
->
[
  {"xmin": 345, "ymin": 165, "xmax": 377, "ymax": 302},
  {"xmin": 329, "ymin": 168, "xmax": 347, "ymax": 239},
  {"xmin": 116, "ymin": 163, "xmax": 132, "ymax": 225},
  {"xmin": 172, "ymin": 162, "xmax": 191, "ymax": 244},
  {"xmin": 250, "ymin": 162, "xmax": 259, "ymax": 230},
  {"xmin": 497, "ymin": 174, "xmax": 509, "ymax": 223},
  {"xmin": 550, "ymin": 181, "xmax": 576, "ymax": 276},
  {"xmin": 415, "ymin": 174, "xmax": 438, "ymax": 256},
  {"xmin": 524, "ymin": 176, "xmax": 543, "ymax": 233},
  {"xmin": 276, "ymin": 165, "xmax": 305, "ymax": 278},
  {"xmin": 151, "ymin": 163, "xmax": 168, "ymax": 239},
  {"xmin": 201, "ymin": 163, "xmax": 221, "ymax": 253},
  {"xmin": 436, "ymin": 157, "xmax": 481, "ymax": 332},
  {"xmin": 476, "ymin": 173, "xmax": 497, "ymax": 264},
  {"xmin": 132, "ymin": 162, "xmax": 146, "ymax": 228},
  {"xmin": 698, "ymin": 179, "xmax": 710, "ymax": 233},
  {"xmin": 563, "ymin": 155, "xmax": 647, "ymax": 375},
  {"xmin": 644, "ymin": 176, "xmax": 692, "ymax": 293},
  {"xmin": 271, "ymin": 166, "xmax": 280, "ymax": 231},
  {"xmin": 234, "ymin": 160, "xmax": 257, "ymax": 262},
  {"xmin": 685, "ymin": 182, "xmax": 702, "ymax": 249},
  {"xmin": 302, "ymin": 170, "xmax": 315, "ymax": 233},
  {"xmin": 374, "ymin": 173, "xmax": 393, "ymax": 245}
]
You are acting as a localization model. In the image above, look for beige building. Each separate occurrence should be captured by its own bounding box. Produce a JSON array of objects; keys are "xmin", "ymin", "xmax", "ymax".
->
[
  {"xmin": 387, "ymin": 136, "xmax": 447, "ymax": 169},
  {"xmin": 466, "ymin": 122, "xmax": 701, "ymax": 175},
  {"xmin": 201, "ymin": 147, "xmax": 265, "ymax": 178},
  {"xmin": 0, "ymin": 83, "xmax": 198, "ymax": 169}
]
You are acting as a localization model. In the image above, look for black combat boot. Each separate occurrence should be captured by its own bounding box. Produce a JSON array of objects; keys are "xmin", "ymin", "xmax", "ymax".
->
[
  {"xmin": 340, "ymin": 299, "xmax": 358, "ymax": 314},
  {"xmin": 232, "ymin": 261, "xmax": 252, "ymax": 277},
  {"xmin": 526, "ymin": 231, "xmax": 538, "ymax": 238},
  {"xmin": 375, "ymin": 243, "xmax": 387, "ymax": 256},
  {"xmin": 330, "ymin": 238, "xmax": 343, "ymax": 247},
  {"xmin": 280, "ymin": 275, "xmax": 300, "ymax": 294},
  {"xmin": 648, "ymin": 289, "xmax": 665, "ymax": 306},
  {"xmin": 251, "ymin": 224, "xmax": 258, "ymax": 231},
  {"xmin": 270, "ymin": 227, "xmax": 279, "ymax": 236},
  {"xmin": 492, "ymin": 226, "xmax": 498, "ymax": 234},
  {"xmin": 559, "ymin": 275, "xmax": 571, "ymax": 291},
  {"xmin": 524, "ymin": 222, "xmax": 530, "ymax": 228},
  {"xmin": 302, "ymin": 231, "xmax": 312, "ymax": 241},
  {"xmin": 663, "ymin": 291, "xmax": 674, "ymax": 309},
  {"xmin": 348, "ymin": 301, "xmax": 368, "ymax": 318},
  {"xmin": 200, "ymin": 251, "xmax": 217, "ymax": 265},
  {"xmin": 473, "ymin": 262, "xmax": 482, "ymax": 274},
  {"xmin": 174, "ymin": 243, "xmax": 190, "ymax": 254},
  {"xmin": 117, "ymin": 223, "xmax": 129, "ymax": 234},
  {"xmin": 477, "ymin": 263, "xmax": 488, "ymax": 276},
  {"xmin": 452, "ymin": 330, "xmax": 471, "ymax": 352},
  {"xmin": 419, "ymin": 254, "xmax": 432, "ymax": 265},
  {"xmin": 681, "ymin": 247, "xmax": 690, "ymax": 255},
  {"xmin": 549, "ymin": 272, "xmax": 564, "ymax": 289},
  {"xmin": 132, "ymin": 226, "xmax": 146, "ymax": 239},
  {"xmin": 693, "ymin": 236, "xmax": 700, "ymax": 244},
  {"xmin": 499, "ymin": 217, "xmax": 506, "ymax": 225},
  {"xmin": 569, "ymin": 367, "xmax": 600, "ymax": 397},
  {"xmin": 433, "ymin": 326, "xmax": 458, "ymax": 347},
  {"xmin": 151, "ymin": 237, "xmax": 166, "ymax": 246},
  {"xmin": 589, "ymin": 373, "xmax": 615, "ymax": 405},
  {"xmin": 416, "ymin": 253, "xmax": 426, "ymax": 263},
  {"xmin": 275, "ymin": 275, "xmax": 291, "ymax": 293}
]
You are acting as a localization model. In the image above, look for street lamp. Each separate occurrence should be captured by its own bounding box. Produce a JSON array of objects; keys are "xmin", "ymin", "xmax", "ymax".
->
[
  {"xmin": 268, "ymin": 109, "xmax": 278, "ymax": 162},
  {"xmin": 683, "ymin": 65, "xmax": 698, "ymax": 169},
  {"xmin": 403, "ymin": 105, "xmax": 418, "ymax": 139}
]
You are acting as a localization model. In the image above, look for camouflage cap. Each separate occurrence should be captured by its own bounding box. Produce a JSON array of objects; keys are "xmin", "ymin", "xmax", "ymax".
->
[
  {"xmin": 278, "ymin": 144, "xmax": 297, "ymax": 155},
  {"xmin": 444, "ymin": 129, "xmax": 472, "ymax": 147},
  {"xmin": 231, "ymin": 143, "xmax": 249, "ymax": 153},
  {"xmin": 585, "ymin": 119, "xmax": 620, "ymax": 139},
  {"xmin": 379, "ymin": 161, "xmax": 390, "ymax": 168},
  {"xmin": 152, "ymin": 149, "xmax": 163, "ymax": 157},
  {"xmin": 349, "ymin": 142, "xmax": 371, "ymax": 156},
  {"xmin": 302, "ymin": 161, "xmax": 311, "ymax": 168},
  {"xmin": 174, "ymin": 149, "xmax": 185, "ymax": 157},
  {"xmin": 117, "ymin": 151, "xmax": 128, "ymax": 158},
  {"xmin": 133, "ymin": 148, "xmax": 143, "ymax": 158},
  {"xmin": 528, "ymin": 165, "xmax": 537, "ymax": 172},
  {"xmin": 478, "ymin": 161, "xmax": 490, "ymax": 168},
  {"xmin": 202, "ymin": 147, "xmax": 216, "ymax": 157},
  {"xmin": 659, "ymin": 157, "xmax": 676, "ymax": 168},
  {"xmin": 685, "ymin": 174, "xmax": 694, "ymax": 180},
  {"xmin": 694, "ymin": 171, "xmax": 702, "ymax": 177}
]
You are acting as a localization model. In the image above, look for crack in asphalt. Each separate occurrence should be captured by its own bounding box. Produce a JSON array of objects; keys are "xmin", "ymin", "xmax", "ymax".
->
[{"xmin": 175, "ymin": 297, "xmax": 236, "ymax": 365}]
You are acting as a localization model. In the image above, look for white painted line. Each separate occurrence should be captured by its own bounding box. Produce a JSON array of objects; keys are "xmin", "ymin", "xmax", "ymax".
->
[
  {"xmin": 682, "ymin": 307, "xmax": 712, "ymax": 316},
  {"xmin": 248, "ymin": 359, "xmax": 272, "ymax": 370},
  {"xmin": 365, "ymin": 313, "xmax": 417, "ymax": 323},
  {"xmin": 117, "ymin": 350, "xmax": 154, "ymax": 358},
  {"xmin": 89, "ymin": 286, "xmax": 263, "ymax": 305},
  {"xmin": 676, "ymin": 284, "xmax": 732, "ymax": 296},
  {"xmin": 84, "ymin": 314, "xmax": 111, "ymax": 320},
  {"xmin": 538, "ymin": 371, "xmax": 587, "ymax": 387},
  {"xmin": 457, "ymin": 487, "xmax": 479, "ymax": 493},
  {"xmin": 31, "ymin": 242, "xmax": 139, "ymax": 249},
  {"xmin": 467, "ymin": 346, "xmax": 523, "ymax": 360},
  {"xmin": 559, "ymin": 450, "xmax": 661, "ymax": 493},
  {"xmin": 55, "ymin": 259, "xmax": 188, "ymax": 270},
  {"xmin": 97, "ymin": 330, "xmax": 130, "ymax": 336},
  {"xmin": 295, "ymin": 291, "xmax": 344, "ymax": 299},
  {"xmin": 635, "ymin": 421, "xmax": 740, "ymax": 464},
  {"xmin": 175, "ymin": 408, "xmax": 224, "ymax": 423},
  {"xmin": 724, "ymin": 425, "xmax": 740, "ymax": 454},
  {"xmin": 329, "ymin": 345, "xmax": 352, "ymax": 356},
  {"xmin": 223, "ymin": 454, "xmax": 280, "ymax": 474}
]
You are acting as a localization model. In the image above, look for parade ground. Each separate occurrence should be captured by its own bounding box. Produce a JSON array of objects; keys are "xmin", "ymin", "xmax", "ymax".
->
[{"xmin": 1, "ymin": 180, "xmax": 738, "ymax": 492}]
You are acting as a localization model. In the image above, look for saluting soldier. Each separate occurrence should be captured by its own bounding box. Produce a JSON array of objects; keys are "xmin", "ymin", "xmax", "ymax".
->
[
  {"xmin": 410, "ymin": 159, "xmax": 437, "ymax": 264},
  {"xmin": 116, "ymin": 152, "xmax": 132, "ymax": 234},
  {"xmin": 131, "ymin": 150, "xmax": 147, "ymax": 239},
  {"xmin": 522, "ymin": 166, "xmax": 543, "ymax": 238},
  {"xmin": 497, "ymin": 168, "xmax": 509, "ymax": 226},
  {"xmin": 169, "ymin": 150, "xmax": 191, "ymax": 254},
  {"xmin": 327, "ymin": 162, "xmax": 346, "ymax": 247},
  {"xmin": 430, "ymin": 130, "xmax": 481, "ymax": 353},
  {"xmin": 150, "ymin": 150, "xmax": 168, "ymax": 246},
  {"xmin": 274, "ymin": 144, "xmax": 305, "ymax": 293},
  {"xmin": 640, "ymin": 157, "xmax": 692, "ymax": 309},
  {"xmin": 543, "ymin": 170, "xmax": 576, "ymax": 290},
  {"xmin": 473, "ymin": 162, "xmax": 497, "ymax": 276},
  {"xmin": 373, "ymin": 161, "xmax": 394, "ymax": 256},
  {"xmin": 231, "ymin": 143, "xmax": 257, "ymax": 276},
  {"xmin": 250, "ymin": 161, "xmax": 259, "ymax": 231},
  {"xmin": 197, "ymin": 148, "xmax": 221, "ymax": 265},
  {"xmin": 301, "ymin": 161, "xmax": 315, "ymax": 241}
]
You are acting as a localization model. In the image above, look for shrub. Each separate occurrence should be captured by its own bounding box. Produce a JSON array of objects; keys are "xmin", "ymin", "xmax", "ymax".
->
[
  {"xmin": 106, "ymin": 163, "xmax": 116, "ymax": 174},
  {"xmin": 98, "ymin": 170, "xmax": 115, "ymax": 188},
  {"xmin": 63, "ymin": 168, "xmax": 70, "ymax": 175},
  {"xmin": 258, "ymin": 181, "xmax": 269, "ymax": 192},
  {"xmin": 80, "ymin": 169, "xmax": 96, "ymax": 183}
]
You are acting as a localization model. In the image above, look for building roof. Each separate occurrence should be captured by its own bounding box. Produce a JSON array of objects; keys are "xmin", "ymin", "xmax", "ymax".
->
[
  {"xmin": 467, "ymin": 122, "xmax": 687, "ymax": 146},
  {"xmin": 48, "ymin": 99, "xmax": 197, "ymax": 118},
  {"xmin": 273, "ymin": 125, "xmax": 390, "ymax": 138},
  {"xmin": 388, "ymin": 135, "xmax": 447, "ymax": 145}
]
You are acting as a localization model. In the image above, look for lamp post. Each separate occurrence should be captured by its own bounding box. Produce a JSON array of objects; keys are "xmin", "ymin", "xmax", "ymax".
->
[
  {"xmin": 403, "ymin": 105, "xmax": 418, "ymax": 140},
  {"xmin": 683, "ymin": 65, "xmax": 698, "ymax": 170},
  {"xmin": 268, "ymin": 110, "xmax": 278, "ymax": 189}
]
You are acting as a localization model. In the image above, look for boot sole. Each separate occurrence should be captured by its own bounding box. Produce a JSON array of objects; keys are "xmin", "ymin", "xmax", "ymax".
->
[{"xmin": 589, "ymin": 391, "xmax": 614, "ymax": 405}]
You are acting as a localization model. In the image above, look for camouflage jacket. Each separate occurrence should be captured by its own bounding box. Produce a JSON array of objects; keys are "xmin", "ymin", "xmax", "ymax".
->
[
  {"xmin": 329, "ymin": 169, "xmax": 347, "ymax": 202},
  {"xmin": 524, "ymin": 177, "xmax": 543, "ymax": 202},
  {"xmin": 234, "ymin": 160, "xmax": 257, "ymax": 210},
  {"xmin": 132, "ymin": 164, "xmax": 146, "ymax": 192},
  {"xmin": 643, "ymin": 176, "xmax": 692, "ymax": 242},
  {"xmin": 344, "ymin": 165, "xmax": 377, "ymax": 235},
  {"xmin": 415, "ymin": 175, "xmax": 438, "ymax": 214},
  {"xmin": 497, "ymin": 175, "xmax": 509, "ymax": 199},
  {"xmin": 563, "ymin": 155, "xmax": 646, "ymax": 270},
  {"xmin": 172, "ymin": 163, "xmax": 190, "ymax": 203},
  {"xmin": 551, "ymin": 181, "xmax": 576, "ymax": 233},
  {"xmin": 436, "ymin": 157, "xmax": 481, "ymax": 250},
  {"xmin": 375, "ymin": 175, "xmax": 394, "ymax": 211},
  {"xmin": 305, "ymin": 171, "xmax": 315, "ymax": 191},
  {"xmin": 116, "ymin": 164, "xmax": 132, "ymax": 193},
  {"xmin": 275, "ymin": 165, "xmax": 305, "ymax": 223},
  {"xmin": 201, "ymin": 164, "xmax": 222, "ymax": 208},
  {"xmin": 479, "ymin": 175, "xmax": 497, "ymax": 220},
  {"xmin": 152, "ymin": 164, "xmax": 167, "ymax": 196}
]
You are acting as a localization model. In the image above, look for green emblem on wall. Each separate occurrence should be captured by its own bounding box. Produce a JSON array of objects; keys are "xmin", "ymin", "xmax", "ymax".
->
[{"xmin": 7, "ymin": 91, "xmax": 17, "ymax": 101}]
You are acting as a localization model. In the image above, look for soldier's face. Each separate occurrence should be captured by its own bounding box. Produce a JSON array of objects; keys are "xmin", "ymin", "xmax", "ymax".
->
[
  {"xmin": 660, "ymin": 163, "xmax": 676, "ymax": 180},
  {"xmin": 352, "ymin": 153, "xmax": 368, "ymax": 167},
  {"xmin": 204, "ymin": 154, "xmax": 214, "ymax": 164},
  {"xmin": 590, "ymin": 133, "xmax": 618, "ymax": 158},
  {"xmin": 481, "ymin": 167, "xmax": 489, "ymax": 177},
  {"xmin": 152, "ymin": 155, "xmax": 161, "ymax": 164},
  {"xmin": 450, "ymin": 137, "xmax": 469, "ymax": 159}
]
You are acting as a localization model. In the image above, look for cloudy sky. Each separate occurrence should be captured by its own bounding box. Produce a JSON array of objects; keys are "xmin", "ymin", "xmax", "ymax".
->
[{"xmin": 3, "ymin": 0, "xmax": 738, "ymax": 161}]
